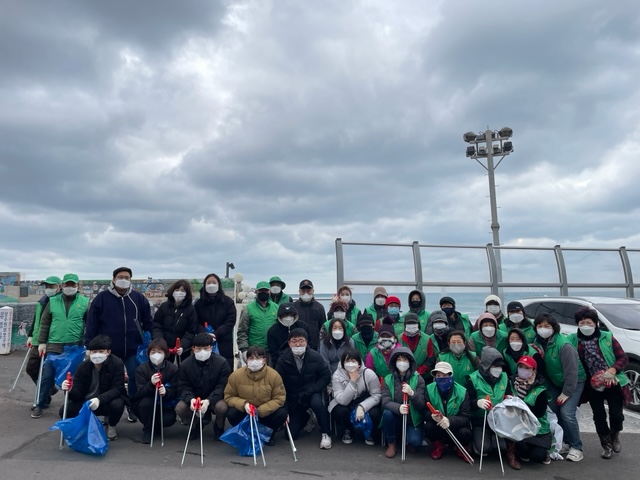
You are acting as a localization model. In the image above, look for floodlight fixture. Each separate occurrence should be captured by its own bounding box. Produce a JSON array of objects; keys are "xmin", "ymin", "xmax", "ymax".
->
[
  {"xmin": 503, "ymin": 141, "xmax": 513, "ymax": 153},
  {"xmin": 463, "ymin": 131, "xmax": 477, "ymax": 143},
  {"xmin": 498, "ymin": 127, "xmax": 513, "ymax": 139},
  {"xmin": 466, "ymin": 146, "xmax": 476, "ymax": 157}
]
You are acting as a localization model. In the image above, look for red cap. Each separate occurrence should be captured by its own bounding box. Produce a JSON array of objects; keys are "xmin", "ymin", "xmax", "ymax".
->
[
  {"xmin": 517, "ymin": 355, "xmax": 537, "ymax": 370},
  {"xmin": 385, "ymin": 295, "xmax": 401, "ymax": 307}
]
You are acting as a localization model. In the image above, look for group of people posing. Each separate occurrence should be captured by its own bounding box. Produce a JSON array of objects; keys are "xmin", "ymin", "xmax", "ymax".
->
[{"xmin": 25, "ymin": 272, "xmax": 630, "ymax": 467}]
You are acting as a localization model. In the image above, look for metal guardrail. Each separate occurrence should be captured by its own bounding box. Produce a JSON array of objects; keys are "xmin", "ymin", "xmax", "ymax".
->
[{"xmin": 335, "ymin": 238, "xmax": 640, "ymax": 297}]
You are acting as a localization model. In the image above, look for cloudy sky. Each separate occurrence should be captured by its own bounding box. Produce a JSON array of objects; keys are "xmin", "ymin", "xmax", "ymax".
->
[{"xmin": 2, "ymin": 0, "xmax": 640, "ymax": 294}]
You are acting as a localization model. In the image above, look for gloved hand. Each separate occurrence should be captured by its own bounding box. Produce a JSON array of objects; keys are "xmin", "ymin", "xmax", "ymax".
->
[
  {"xmin": 244, "ymin": 403, "xmax": 255, "ymax": 415},
  {"xmin": 399, "ymin": 404, "xmax": 409, "ymax": 415},
  {"xmin": 603, "ymin": 369, "xmax": 618, "ymax": 386},
  {"xmin": 158, "ymin": 385, "xmax": 166, "ymax": 396},
  {"xmin": 197, "ymin": 399, "xmax": 210, "ymax": 417},
  {"xmin": 477, "ymin": 398, "xmax": 492, "ymax": 410},
  {"xmin": 401, "ymin": 383, "xmax": 414, "ymax": 397},
  {"xmin": 431, "ymin": 413, "xmax": 443, "ymax": 423},
  {"xmin": 556, "ymin": 393, "xmax": 569, "ymax": 405},
  {"xmin": 38, "ymin": 343, "xmax": 47, "ymax": 355},
  {"xmin": 176, "ymin": 347, "xmax": 184, "ymax": 356},
  {"xmin": 209, "ymin": 333, "xmax": 217, "ymax": 341},
  {"xmin": 355, "ymin": 405, "xmax": 365, "ymax": 421},
  {"xmin": 61, "ymin": 379, "xmax": 72, "ymax": 391},
  {"xmin": 437, "ymin": 416, "xmax": 450, "ymax": 430},
  {"xmin": 190, "ymin": 398, "xmax": 199, "ymax": 411},
  {"xmin": 151, "ymin": 373, "xmax": 162, "ymax": 385},
  {"xmin": 27, "ymin": 337, "xmax": 33, "ymax": 348},
  {"xmin": 89, "ymin": 398, "xmax": 100, "ymax": 411}
]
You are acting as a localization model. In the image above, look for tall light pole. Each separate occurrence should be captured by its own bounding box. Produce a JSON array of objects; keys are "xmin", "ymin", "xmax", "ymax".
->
[
  {"xmin": 225, "ymin": 262, "xmax": 235, "ymax": 278},
  {"xmin": 463, "ymin": 127, "xmax": 514, "ymax": 294}
]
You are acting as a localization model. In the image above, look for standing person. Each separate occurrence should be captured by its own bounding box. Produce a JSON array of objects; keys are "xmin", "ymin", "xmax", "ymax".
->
[
  {"xmin": 437, "ymin": 331, "xmax": 480, "ymax": 386},
  {"xmin": 329, "ymin": 348, "xmax": 381, "ymax": 446},
  {"xmin": 175, "ymin": 333, "xmax": 230, "ymax": 440},
  {"xmin": 152, "ymin": 279, "xmax": 197, "ymax": 363},
  {"xmin": 85, "ymin": 266, "xmax": 153, "ymax": 423},
  {"xmin": 570, "ymin": 307, "xmax": 629, "ymax": 459},
  {"xmin": 275, "ymin": 329, "xmax": 332, "ymax": 449},
  {"xmin": 351, "ymin": 313, "xmax": 378, "ymax": 361},
  {"xmin": 269, "ymin": 276, "xmax": 292, "ymax": 305},
  {"xmin": 320, "ymin": 317, "xmax": 355, "ymax": 374},
  {"xmin": 468, "ymin": 313, "xmax": 507, "ymax": 358},
  {"xmin": 375, "ymin": 296, "xmax": 402, "ymax": 333},
  {"xmin": 483, "ymin": 294, "xmax": 506, "ymax": 325},
  {"xmin": 363, "ymin": 286, "xmax": 388, "ymax": 323},
  {"xmin": 267, "ymin": 303, "xmax": 311, "ymax": 368},
  {"xmin": 33, "ymin": 273, "xmax": 89, "ymax": 419},
  {"xmin": 237, "ymin": 281, "xmax": 278, "ymax": 358},
  {"xmin": 398, "ymin": 313, "xmax": 429, "ymax": 379},
  {"xmin": 431, "ymin": 296, "xmax": 471, "ymax": 338},
  {"xmin": 403, "ymin": 290, "xmax": 430, "ymax": 332},
  {"xmin": 381, "ymin": 347, "xmax": 426, "ymax": 458},
  {"xmin": 59, "ymin": 335, "xmax": 127, "ymax": 441},
  {"xmin": 365, "ymin": 325, "xmax": 400, "ymax": 380},
  {"xmin": 322, "ymin": 300, "xmax": 356, "ymax": 337},
  {"xmin": 193, "ymin": 273, "xmax": 237, "ymax": 370},
  {"xmin": 499, "ymin": 301, "xmax": 536, "ymax": 343},
  {"xmin": 131, "ymin": 338, "xmax": 179, "ymax": 443},
  {"xmin": 533, "ymin": 313, "xmax": 585, "ymax": 462},
  {"xmin": 336, "ymin": 285, "xmax": 359, "ymax": 326},
  {"xmin": 293, "ymin": 279, "xmax": 326, "ymax": 350},
  {"xmin": 225, "ymin": 346, "xmax": 288, "ymax": 446},
  {"xmin": 502, "ymin": 328, "xmax": 543, "ymax": 377}
]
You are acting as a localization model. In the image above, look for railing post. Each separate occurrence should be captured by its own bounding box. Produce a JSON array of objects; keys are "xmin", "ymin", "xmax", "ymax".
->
[
  {"xmin": 486, "ymin": 244, "xmax": 499, "ymax": 295},
  {"xmin": 335, "ymin": 238, "xmax": 344, "ymax": 291},
  {"xmin": 412, "ymin": 242, "xmax": 423, "ymax": 290},
  {"xmin": 619, "ymin": 247, "xmax": 635, "ymax": 298},
  {"xmin": 553, "ymin": 245, "xmax": 569, "ymax": 296}
]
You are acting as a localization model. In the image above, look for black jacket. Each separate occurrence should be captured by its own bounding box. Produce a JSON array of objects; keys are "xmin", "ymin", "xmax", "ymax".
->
[
  {"xmin": 267, "ymin": 320, "xmax": 311, "ymax": 368},
  {"xmin": 68, "ymin": 355, "xmax": 128, "ymax": 406},
  {"xmin": 292, "ymin": 299, "xmax": 326, "ymax": 350},
  {"xmin": 275, "ymin": 347, "xmax": 331, "ymax": 407},
  {"xmin": 179, "ymin": 354, "xmax": 231, "ymax": 406},
  {"xmin": 193, "ymin": 289, "xmax": 237, "ymax": 360},
  {"xmin": 152, "ymin": 300, "xmax": 197, "ymax": 355},
  {"xmin": 131, "ymin": 360, "xmax": 180, "ymax": 406}
]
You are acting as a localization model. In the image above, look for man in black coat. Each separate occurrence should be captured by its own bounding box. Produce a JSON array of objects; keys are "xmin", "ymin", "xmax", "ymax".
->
[
  {"xmin": 59, "ymin": 335, "xmax": 127, "ymax": 441},
  {"xmin": 175, "ymin": 333, "xmax": 231, "ymax": 439},
  {"xmin": 267, "ymin": 303, "xmax": 311, "ymax": 367},
  {"xmin": 275, "ymin": 329, "xmax": 332, "ymax": 449},
  {"xmin": 293, "ymin": 279, "xmax": 326, "ymax": 350}
]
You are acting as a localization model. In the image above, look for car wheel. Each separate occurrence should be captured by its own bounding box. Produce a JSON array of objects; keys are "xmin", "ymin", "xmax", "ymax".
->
[{"xmin": 625, "ymin": 362, "xmax": 640, "ymax": 412}]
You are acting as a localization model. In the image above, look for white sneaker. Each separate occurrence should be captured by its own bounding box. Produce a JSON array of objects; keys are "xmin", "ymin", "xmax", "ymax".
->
[
  {"xmin": 565, "ymin": 448, "xmax": 583, "ymax": 462},
  {"xmin": 559, "ymin": 443, "xmax": 570, "ymax": 455},
  {"xmin": 320, "ymin": 433, "xmax": 332, "ymax": 449}
]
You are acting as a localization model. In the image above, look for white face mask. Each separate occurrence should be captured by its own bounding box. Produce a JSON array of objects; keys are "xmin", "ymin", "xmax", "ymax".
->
[
  {"xmin": 300, "ymin": 293, "xmax": 313, "ymax": 302},
  {"xmin": 487, "ymin": 305, "xmax": 501, "ymax": 315},
  {"xmin": 279, "ymin": 316, "xmax": 296, "ymax": 327},
  {"xmin": 247, "ymin": 359, "xmax": 264, "ymax": 372},
  {"xmin": 115, "ymin": 279, "xmax": 130, "ymax": 289},
  {"xmin": 63, "ymin": 287, "xmax": 78, "ymax": 296},
  {"xmin": 45, "ymin": 288, "xmax": 58, "ymax": 297},
  {"xmin": 90, "ymin": 353, "xmax": 108, "ymax": 365},
  {"xmin": 396, "ymin": 360, "xmax": 410, "ymax": 372},
  {"xmin": 291, "ymin": 346, "xmax": 306, "ymax": 356},
  {"xmin": 205, "ymin": 283, "xmax": 219, "ymax": 294},
  {"xmin": 509, "ymin": 313, "xmax": 524, "ymax": 324},
  {"xmin": 509, "ymin": 341, "xmax": 523, "ymax": 352},
  {"xmin": 489, "ymin": 366, "xmax": 502, "ymax": 378},
  {"xmin": 332, "ymin": 329, "xmax": 344, "ymax": 340},
  {"xmin": 194, "ymin": 349, "xmax": 211, "ymax": 362},
  {"xmin": 481, "ymin": 326, "xmax": 496, "ymax": 338},
  {"xmin": 173, "ymin": 291, "xmax": 187, "ymax": 303},
  {"xmin": 333, "ymin": 311, "xmax": 346, "ymax": 320},
  {"xmin": 270, "ymin": 286, "xmax": 281, "ymax": 294},
  {"xmin": 537, "ymin": 327, "xmax": 554, "ymax": 339},
  {"xmin": 375, "ymin": 297, "xmax": 386, "ymax": 306},
  {"xmin": 340, "ymin": 295, "xmax": 351, "ymax": 303},
  {"xmin": 344, "ymin": 361, "xmax": 359, "ymax": 372},
  {"xmin": 405, "ymin": 324, "xmax": 420, "ymax": 336},
  {"xmin": 579, "ymin": 325, "xmax": 596, "ymax": 336},
  {"xmin": 150, "ymin": 352, "xmax": 165, "ymax": 366}
]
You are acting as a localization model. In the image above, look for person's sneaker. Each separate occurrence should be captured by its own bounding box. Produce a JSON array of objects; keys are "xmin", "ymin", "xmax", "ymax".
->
[
  {"xmin": 107, "ymin": 426, "xmax": 118, "ymax": 440},
  {"xmin": 364, "ymin": 436, "xmax": 375, "ymax": 446},
  {"xmin": 320, "ymin": 433, "xmax": 332, "ymax": 449},
  {"xmin": 542, "ymin": 453, "xmax": 551, "ymax": 465},
  {"xmin": 141, "ymin": 429, "xmax": 152, "ymax": 444},
  {"xmin": 342, "ymin": 430, "xmax": 353, "ymax": 444},
  {"xmin": 565, "ymin": 448, "xmax": 583, "ymax": 462},
  {"xmin": 520, "ymin": 455, "xmax": 530, "ymax": 462},
  {"xmin": 31, "ymin": 407, "xmax": 43, "ymax": 419},
  {"xmin": 126, "ymin": 407, "xmax": 137, "ymax": 423},
  {"xmin": 559, "ymin": 443, "xmax": 571, "ymax": 455},
  {"xmin": 612, "ymin": 431, "xmax": 621, "ymax": 453},
  {"xmin": 304, "ymin": 410, "xmax": 316, "ymax": 433}
]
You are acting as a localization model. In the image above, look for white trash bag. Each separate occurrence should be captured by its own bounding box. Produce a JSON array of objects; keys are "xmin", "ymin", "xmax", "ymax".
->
[
  {"xmin": 546, "ymin": 408, "xmax": 565, "ymax": 460},
  {"xmin": 488, "ymin": 396, "xmax": 541, "ymax": 441}
]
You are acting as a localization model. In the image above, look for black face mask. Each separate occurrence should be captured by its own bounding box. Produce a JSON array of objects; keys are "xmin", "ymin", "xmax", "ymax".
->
[
  {"xmin": 409, "ymin": 300, "xmax": 422, "ymax": 310},
  {"xmin": 359, "ymin": 325, "xmax": 374, "ymax": 338},
  {"xmin": 257, "ymin": 292, "xmax": 270, "ymax": 302}
]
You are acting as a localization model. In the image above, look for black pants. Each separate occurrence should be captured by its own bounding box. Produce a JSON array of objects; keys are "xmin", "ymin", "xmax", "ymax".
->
[
  {"xmin": 332, "ymin": 404, "xmax": 382, "ymax": 439},
  {"xmin": 516, "ymin": 438, "xmax": 550, "ymax": 463},
  {"xmin": 588, "ymin": 385, "xmax": 625, "ymax": 435},
  {"xmin": 26, "ymin": 347, "xmax": 41, "ymax": 383},
  {"xmin": 60, "ymin": 398, "xmax": 125, "ymax": 427},
  {"xmin": 227, "ymin": 406, "xmax": 288, "ymax": 433},
  {"xmin": 133, "ymin": 397, "xmax": 177, "ymax": 432},
  {"xmin": 425, "ymin": 421, "xmax": 472, "ymax": 446},
  {"xmin": 288, "ymin": 392, "xmax": 331, "ymax": 439}
]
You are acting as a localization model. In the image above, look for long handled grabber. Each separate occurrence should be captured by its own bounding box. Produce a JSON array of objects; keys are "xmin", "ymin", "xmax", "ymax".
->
[
  {"xmin": 181, "ymin": 397, "xmax": 203, "ymax": 468},
  {"xmin": 249, "ymin": 404, "xmax": 257, "ymax": 465},
  {"xmin": 248, "ymin": 405, "xmax": 266, "ymax": 467},
  {"xmin": 33, "ymin": 351, "xmax": 45, "ymax": 408},
  {"xmin": 169, "ymin": 338, "xmax": 181, "ymax": 366},
  {"xmin": 150, "ymin": 372, "xmax": 163, "ymax": 448},
  {"xmin": 59, "ymin": 372, "xmax": 72, "ymax": 449},
  {"xmin": 10, "ymin": 347, "xmax": 31, "ymax": 392},
  {"xmin": 285, "ymin": 418, "xmax": 298, "ymax": 462},
  {"xmin": 401, "ymin": 388, "xmax": 408, "ymax": 463},
  {"xmin": 427, "ymin": 402, "xmax": 474, "ymax": 464},
  {"xmin": 479, "ymin": 395, "xmax": 491, "ymax": 473},
  {"xmin": 492, "ymin": 407, "xmax": 505, "ymax": 476}
]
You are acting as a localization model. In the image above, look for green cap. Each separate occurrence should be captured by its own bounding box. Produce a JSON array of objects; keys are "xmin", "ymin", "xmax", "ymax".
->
[
  {"xmin": 62, "ymin": 273, "xmax": 79, "ymax": 284},
  {"xmin": 41, "ymin": 276, "xmax": 62, "ymax": 286},
  {"xmin": 269, "ymin": 276, "xmax": 286, "ymax": 289},
  {"xmin": 256, "ymin": 281, "xmax": 270, "ymax": 291}
]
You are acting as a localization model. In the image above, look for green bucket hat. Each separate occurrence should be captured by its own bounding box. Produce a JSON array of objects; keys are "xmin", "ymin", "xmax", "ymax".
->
[
  {"xmin": 269, "ymin": 276, "xmax": 286, "ymax": 289},
  {"xmin": 41, "ymin": 276, "xmax": 62, "ymax": 286}
]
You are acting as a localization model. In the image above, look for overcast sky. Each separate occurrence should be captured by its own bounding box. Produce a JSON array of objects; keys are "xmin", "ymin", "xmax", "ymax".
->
[{"xmin": 2, "ymin": 0, "xmax": 640, "ymax": 295}]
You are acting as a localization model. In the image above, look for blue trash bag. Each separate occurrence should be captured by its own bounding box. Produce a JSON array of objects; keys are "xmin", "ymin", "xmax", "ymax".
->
[
  {"xmin": 220, "ymin": 415, "xmax": 273, "ymax": 456},
  {"xmin": 350, "ymin": 408, "xmax": 373, "ymax": 439},
  {"xmin": 45, "ymin": 345, "xmax": 86, "ymax": 387},
  {"xmin": 50, "ymin": 401, "xmax": 109, "ymax": 456},
  {"xmin": 204, "ymin": 324, "xmax": 220, "ymax": 355},
  {"xmin": 136, "ymin": 331, "xmax": 152, "ymax": 365}
]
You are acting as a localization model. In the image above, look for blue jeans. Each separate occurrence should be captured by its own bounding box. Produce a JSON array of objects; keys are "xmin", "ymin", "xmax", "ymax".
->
[
  {"xmin": 382, "ymin": 409, "xmax": 423, "ymax": 447},
  {"xmin": 122, "ymin": 355, "xmax": 138, "ymax": 398},
  {"xmin": 36, "ymin": 353, "xmax": 57, "ymax": 408},
  {"xmin": 547, "ymin": 381, "xmax": 584, "ymax": 450}
]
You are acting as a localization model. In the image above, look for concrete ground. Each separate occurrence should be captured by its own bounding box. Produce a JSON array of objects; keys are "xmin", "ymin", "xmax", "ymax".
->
[{"xmin": 1, "ymin": 350, "xmax": 639, "ymax": 480}]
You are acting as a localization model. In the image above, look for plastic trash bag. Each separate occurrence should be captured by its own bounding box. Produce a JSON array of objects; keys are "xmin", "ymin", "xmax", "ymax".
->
[
  {"xmin": 50, "ymin": 401, "xmax": 109, "ymax": 456},
  {"xmin": 488, "ymin": 396, "xmax": 541, "ymax": 441},
  {"xmin": 546, "ymin": 408, "xmax": 564, "ymax": 460},
  {"xmin": 45, "ymin": 345, "xmax": 86, "ymax": 387},
  {"xmin": 136, "ymin": 331, "xmax": 152, "ymax": 365},
  {"xmin": 204, "ymin": 324, "xmax": 220, "ymax": 355},
  {"xmin": 350, "ymin": 408, "xmax": 373, "ymax": 439},
  {"xmin": 220, "ymin": 415, "xmax": 273, "ymax": 456}
]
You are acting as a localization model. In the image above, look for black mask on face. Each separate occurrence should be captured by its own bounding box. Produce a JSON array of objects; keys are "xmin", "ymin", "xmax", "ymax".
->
[
  {"xmin": 409, "ymin": 300, "xmax": 422, "ymax": 310},
  {"xmin": 359, "ymin": 325, "xmax": 374, "ymax": 339},
  {"xmin": 442, "ymin": 307, "xmax": 455, "ymax": 317},
  {"xmin": 257, "ymin": 292, "xmax": 269, "ymax": 302}
]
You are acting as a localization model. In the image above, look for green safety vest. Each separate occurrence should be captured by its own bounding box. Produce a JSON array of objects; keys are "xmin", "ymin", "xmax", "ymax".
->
[
  {"xmin": 365, "ymin": 304, "xmax": 385, "ymax": 321},
  {"xmin": 521, "ymin": 384, "xmax": 550, "ymax": 435},
  {"xmin": 400, "ymin": 333, "xmax": 429, "ymax": 366},
  {"xmin": 271, "ymin": 293, "xmax": 293, "ymax": 306},
  {"xmin": 385, "ymin": 372, "xmax": 422, "ymax": 427},
  {"xmin": 353, "ymin": 331, "xmax": 378, "ymax": 361},
  {"xmin": 426, "ymin": 381, "xmax": 467, "ymax": 417},
  {"xmin": 535, "ymin": 333, "xmax": 586, "ymax": 388},
  {"xmin": 31, "ymin": 296, "xmax": 57, "ymax": 347},
  {"xmin": 437, "ymin": 350, "xmax": 478, "ymax": 386},
  {"xmin": 502, "ymin": 345, "xmax": 539, "ymax": 375},
  {"xmin": 370, "ymin": 347, "xmax": 392, "ymax": 378},
  {"xmin": 568, "ymin": 331, "xmax": 628, "ymax": 387},
  {"xmin": 470, "ymin": 330, "xmax": 507, "ymax": 358},
  {"xmin": 246, "ymin": 300, "xmax": 278, "ymax": 350},
  {"xmin": 499, "ymin": 322, "xmax": 536, "ymax": 343},
  {"xmin": 47, "ymin": 294, "xmax": 89, "ymax": 344},
  {"xmin": 323, "ymin": 318, "xmax": 356, "ymax": 337},
  {"xmin": 468, "ymin": 370, "xmax": 509, "ymax": 418}
]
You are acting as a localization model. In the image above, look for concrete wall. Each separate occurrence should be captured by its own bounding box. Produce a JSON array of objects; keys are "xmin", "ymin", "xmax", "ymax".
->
[{"xmin": 0, "ymin": 303, "xmax": 36, "ymax": 352}]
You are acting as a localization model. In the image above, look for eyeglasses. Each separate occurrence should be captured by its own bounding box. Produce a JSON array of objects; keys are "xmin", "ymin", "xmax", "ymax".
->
[{"xmin": 289, "ymin": 339, "xmax": 307, "ymax": 346}]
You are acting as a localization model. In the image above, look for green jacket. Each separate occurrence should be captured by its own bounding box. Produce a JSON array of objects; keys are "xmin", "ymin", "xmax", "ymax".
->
[
  {"xmin": 502, "ymin": 345, "xmax": 539, "ymax": 375},
  {"xmin": 522, "ymin": 384, "xmax": 550, "ymax": 435},
  {"xmin": 370, "ymin": 347, "xmax": 393, "ymax": 379},
  {"xmin": 426, "ymin": 381, "xmax": 467, "ymax": 416},
  {"xmin": 437, "ymin": 350, "xmax": 478, "ymax": 386},
  {"xmin": 353, "ymin": 331, "xmax": 378, "ymax": 361},
  {"xmin": 568, "ymin": 331, "xmax": 628, "ymax": 387},
  {"xmin": 400, "ymin": 310, "xmax": 431, "ymax": 332},
  {"xmin": 468, "ymin": 370, "xmax": 509, "ymax": 418},
  {"xmin": 238, "ymin": 300, "xmax": 278, "ymax": 351},
  {"xmin": 469, "ymin": 330, "xmax": 507, "ymax": 358},
  {"xmin": 499, "ymin": 322, "xmax": 536, "ymax": 343},
  {"xmin": 385, "ymin": 372, "xmax": 422, "ymax": 427},
  {"xmin": 45, "ymin": 294, "xmax": 89, "ymax": 344},
  {"xmin": 535, "ymin": 333, "xmax": 585, "ymax": 387},
  {"xmin": 399, "ymin": 333, "xmax": 429, "ymax": 366}
]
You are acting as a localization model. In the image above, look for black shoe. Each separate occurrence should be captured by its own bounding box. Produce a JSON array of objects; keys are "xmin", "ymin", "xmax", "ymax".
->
[
  {"xmin": 612, "ymin": 431, "xmax": 621, "ymax": 453},
  {"xmin": 50, "ymin": 386, "xmax": 59, "ymax": 396},
  {"xmin": 127, "ymin": 407, "xmax": 138, "ymax": 423},
  {"xmin": 141, "ymin": 429, "xmax": 152, "ymax": 444},
  {"xmin": 266, "ymin": 434, "xmax": 276, "ymax": 447},
  {"xmin": 213, "ymin": 423, "xmax": 224, "ymax": 441},
  {"xmin": 31, "ymin": 407, "xmax": 43, "ymax": 419},
  {"xmin": 189, "ymin": 427, "xmax": 200, "ymax": 441}
]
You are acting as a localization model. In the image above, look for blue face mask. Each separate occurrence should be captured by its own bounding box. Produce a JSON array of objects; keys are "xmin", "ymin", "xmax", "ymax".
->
[
  {"xmin": 388, "ymin": 307, "xmax": 400, "ymax": 317},
  {"xmin": 435, "ymin": 376, "xmax": 454, "ymax": 393}
]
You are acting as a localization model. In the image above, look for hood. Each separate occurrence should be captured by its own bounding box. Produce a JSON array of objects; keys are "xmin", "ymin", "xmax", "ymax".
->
[
  {"xmin": 407, "ymin": 290, "xmax": 425, "ymax": 312},
  {"xmin": 428, "ymin": 309, "xmax": 449, "ymax": 325},
  {"xmin": 477, "ymin": 312, "xmax": 498, "ymax": 329},
  {"xmin": 484, "ymin": 294, "xmax": 502, "ymax": 309},
  {"xmin": 373, "ymin": 286, "xmax": 388, "ymax": 300},
  {"xmin": 479, "ymin": 347, "xmax": 506, "ymax": 375},
  {"xmin": 388, "ymin": 346, "xmax": 416, "ymax": 375},
  {"xmin": 108, "ymin": 282, "xmax": 132, "ymax": 297}
]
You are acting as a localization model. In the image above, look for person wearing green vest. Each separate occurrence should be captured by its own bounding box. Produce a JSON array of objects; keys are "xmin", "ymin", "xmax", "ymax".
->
[
  {"xmin": 268, "ymin": 276, "xmax": 292, "ymax": 305},
  {"xmin": 466, "ymin": 347, "xmax": 511, "ymax": 457},
  {"xmin": 398, "ymin": 314, "xmax": 429, "ymax": 378},
  {"xmin": 502, "ymin": 328, "xmax": 544, "ymax": 376},
  {"xmin": 533, "ymin": 312, "xmax": 584, "ymax": 462},
  {"xmin": 507, "ymin": 355, "xmax": 552, "ymax": 469},
  {"xmin": 352, "ymin": 313, "xmax": 378, "ymax": 361},
  {"xmin": 403, "ymin": 290, "xmax": 430, "ymax": 332},
  {"xmin": 381, "ymin": 347, "xmax": 426, "ymax": 459},
  {"xmin": 499, "ymin": 301, "xmax": 536, "ymax": 343},
  {"xmin": 572, "ymin": 307, "xmax": 629, "ymax": 460},
  {"xmin": 434, "ymin": 296, "xmax": 471, "ymax": 338},
  {"xmin": 375, "ymin": 295, "xmax": 402, "ymax": 333},
  {"xmin": 237, "ymin": 281, "xmax": 278, "ymax": 357},
  {"xmin": 365, "ymin": 324, "xmax": 399, "ymax": 380},
  {"xmin": 336, "ymin": 285, "xmax": 360, "ymax": 326},
  {"xmin": 484, "ymin": 294, "xmax": 507, "ymax": 325},
  {"xmin": 321, "ymin": 300, "xmax": 356, "ymax": 339},
  {"xmin": 468, "ymin": 313, "xmax": 507, "ymax": 358},
  {"xmin": 363, "ymin": 286, "xmax": 387, "ymax": 323},
  {"xmin": 426, "ymin": 310, "xmax": 451, "ymax": 379},
  {"xmin": 33, "ymin": 273, "xmax": 89, "ymax": 418},
  {"xmin": 424, "ymin": 361, "xmax": 472, "ymax": 462},
  {"xmin": 437, "ymin": 330, "xmax": 480, "ymax": 386}
]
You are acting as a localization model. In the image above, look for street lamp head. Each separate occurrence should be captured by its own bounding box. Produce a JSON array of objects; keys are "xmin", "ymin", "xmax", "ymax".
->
[
  {"xmin": 503, "ymin": 141, "xmax": 513, "ymax": 153},
  {"xmin": 466, "ymin": 146, "xmax": 476, "ymax": 157},
  {"xmin": 463, "ymin": 131, "xmax": 477, "ymax": 143},
  {"xmin": 492, "ymin": 144, "xmax": 501, "ymax": 154},
  {"xmin": 475, "ymin": 132, "xmax": 486, "ymax": 142},
  {"xmin": 498, "ymin": 127, "xmax": 513, "ymax": 139},
  {"xmin": 477, "ymin": 146, "xmax": 487, "ymax": 156}
]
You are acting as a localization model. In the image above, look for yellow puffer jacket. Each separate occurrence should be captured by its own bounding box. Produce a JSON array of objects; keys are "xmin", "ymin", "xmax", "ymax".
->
[{"xmin": 224, "ymin": 365, "xmax": 286, "ymax": 418}]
